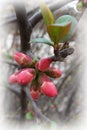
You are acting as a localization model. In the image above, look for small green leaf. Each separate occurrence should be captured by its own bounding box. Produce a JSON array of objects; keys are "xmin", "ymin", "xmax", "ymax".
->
[
  {"xmin": 47, "ymin": 22, "xmax": 71, "ymax": 44},
  {"xmin": 39, "ymin": 1, "xmax": 54, "ymax": 26},
  {"xmin": 30, "ymin": 38, "xmax": 54, "ymax": 46},
  {"xmin": 32, "ymin": 57, "xmax": 38, "ymax": 63},
  {"xmin": 25, "ymin": 112, "xmax": 34, "ymax": 120},
  {"xmin": 3, "ymin": 53, "xmax": 13, "ymax": 60},
  {"xmin": 77, "ymin": 1, "xmax": 84, "ymax": 11},
  {"xmin": 55, "ymin": 15, "xmax": 77, "ymax": 42}
]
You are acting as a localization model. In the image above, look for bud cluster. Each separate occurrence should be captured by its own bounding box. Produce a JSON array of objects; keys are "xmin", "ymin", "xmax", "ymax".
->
[{"xmin": 9, "ymin": 52, "xmax": 62, "ymax": 100}]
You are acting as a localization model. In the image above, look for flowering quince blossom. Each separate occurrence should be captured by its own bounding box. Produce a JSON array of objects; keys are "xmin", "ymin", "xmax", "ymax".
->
[
  {"xmin": 9, "ymin": 70, "xmax": 22, "ymax": 84},
  {"xmin": 9, "ymin": 74, "xmax": 17, "ymax": 84},
  {"xmin": 14, "ymin": 52, "xmax": 32, "ymax": 66},
  {"xmin": 35, "ymin": 57, "xmax": 52, "ymax": 72},
  {"xmin": 30, "ymin": 82, "xmax": 41, "ymax": 100},
  {"xmin": 9, "ymin": 52, "xmax": 62, "ymax": 100},
  {"xmin": 38, "ymin": 73, "xmax": 51, "ymax": 85},
  {"xmin": 30, "ymin": 90, "xmax": 40, "ymax": 100},
  {"xmin": 41, "ymin": 81, "xmax": 58, "ymax": 97},
  {"xmin": 46, "ymin": 67, "xmax": 62, "ymax": 78},
  {"xmin": 17, "ymin": 70, "xmax": 35, "ymax": 85}
]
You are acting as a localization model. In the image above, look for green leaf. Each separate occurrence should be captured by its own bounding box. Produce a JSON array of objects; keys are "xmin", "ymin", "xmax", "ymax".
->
[
  {"xmin": 3, "ymin": 53, "xmax": 13, "ymax": 60},
  {"xmin": 55, "ymin": 15, "xmax": 77, "ymax": 42},
  {"xmin": 47, "ymin": 22, "xmax": 71, "ymax": 44},
  {"xmin": 39, "ymin": 1, "xmax": 54, "ymax": 26},
  {"xmin": 30, "ymin": 38, "xmax": 54, "ymax": 46},
  {"xmin": 77, "ymin": 1, "xmax": 84, "ymax": 11},
  {"xmin": 25, "ymin": 112, "xmax": 34, "ymax": 120}
]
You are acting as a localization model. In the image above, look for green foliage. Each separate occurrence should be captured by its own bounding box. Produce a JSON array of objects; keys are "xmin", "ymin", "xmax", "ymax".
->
[
  {"xmin": 25, "ymin": 112, "xmax": 34, "ymax": 120},
  {"xmin": 47, "ymin": 22, "xmax": 71, "ymax": 44},
  {"xmin": 31, "ymin": 38, "xmax": 53, "ymax": 46},
  {"xmin": 77, "ymin": 1, "xmax": 84, "ymax": 10},
  {"xmin": 39, "ymin": 1, "xmax": 54, "ymax": 25},
  {"xmin": 55, "ymin": 15, "xmax": 77, "ymax": 42},
  {"xmin": 34, "ymin": 2, "xmax": 77, "ymax": 47},
  {"xmin": 3, "ymin": 53, "xmax": 13, "ymax": 60}
]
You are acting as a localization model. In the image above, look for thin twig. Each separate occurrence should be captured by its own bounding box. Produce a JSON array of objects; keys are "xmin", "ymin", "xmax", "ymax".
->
[
  {"xmin": 7, "ymin": 85, "xmax": 52, "ymax": 123},
  {"xmin": 1, "ymin": 60, "xmax": 19, "ymax": 67},
  {"xmin": 65, "ymin": 88, "xmax": 77, "ymax": 116},
  {"xmin": 58, "ymin": 57, "xmax": 82, "ymax": 92},
  {"xmin": 6, "ymin": 85, "xmax": 21, "ymax": 97},
  {"xmin": 24, "ymin": 87, "xmax": 52, "ymax": 123},
  {"xmin": 49, "ymin": 48, "xmax": 74, "ymax": 62},
  {"xmin": 20, "ymin": 87, "xmax": 27, "ymax": 120}
]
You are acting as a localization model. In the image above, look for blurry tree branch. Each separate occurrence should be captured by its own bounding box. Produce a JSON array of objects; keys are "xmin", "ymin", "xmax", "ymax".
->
[
  {"xmin": 2, "ymin": 0, "xmax": 76, "ymax": 26},
  {"xmin": 58, "ymin": 57, "xmax": 82, "ymax": 92},
  {"xmin": 7, "ymin": 85, "xmax": 52, "ymax": 123},
  {"xmin": 65, "ymin": 88, "xmax": 77, "ymax": 116},
  {"xmin": 13, "ymin": 3, "xmax": 32, "ymax": 52},
  {"xmin": 24, "ymin": 87, "xmax": 52, "ymax": 123},
  {"xmin": 1, "ymin": 60, "xmax": 19, "ymax": 67},
  {"xmin": 51, "ymin": 48, "xmax": 74, "ymax": 62},
  {"xmin": 13, "ymin": 3, "xmax": 31, "ymax": 119}
]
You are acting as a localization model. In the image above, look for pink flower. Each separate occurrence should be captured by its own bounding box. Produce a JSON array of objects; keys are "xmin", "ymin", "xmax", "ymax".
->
[
  {"xmin": 9, "ymin": 74, "xmax": 17, "ymax": 84},
  {"xmin": 47, "ymin": 67, "xmax": 62, "ymax": 78},
  {"xmin": 14, "ymin": 52, "xmax": 32, "ymax": 66},
  {"xmin": 38, "ymin": 73, "xmax": 51, "ymax": 85},
  {"xmin": 22, "ymin": 68, "xmax": 36, "ymax": 78},
  {"xmin": 17, "ymin": 69, "xmax": 35, "ymax": 85},
  {"xmin": 35, "ymin": 57, "xmax": 52, "ymax": 72},
  {"xmin": 30, "ymin": 81, "xmax": 40, "ymax": 100},
  {"xmin": 41, "ymin": 81, "xmax": 58, "ymax": 97},
  {"xmin": 30, "ymin": 90, "xmax": 40, "ymax": 100},
  {"xmin": 9, "ymin": 70, "xmax": 21, "ymax": 84}
]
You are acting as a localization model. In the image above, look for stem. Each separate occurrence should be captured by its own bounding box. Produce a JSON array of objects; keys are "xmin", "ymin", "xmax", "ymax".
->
[
  {"xmin": 7, "ymin": 85, "xmax": 52, "ymax": 123},
  {"xmin": 1, "ymin": 60, "xmax": 19, "ymax": 67},
  {"xmin": 54, "ymin": 43, "xmax": 59, "ymax": 56},
  {"xmin": 14, "ymin": 3, "xmax": 32, "ymax": 53},
  {"xmin": 20, "ymin": 87, "xmax": 27, "ymax": 119},
  {"xmin": 24, "ymin": 87, "xmax": 52, "ymax": 123},
  {"xmin": 13, "ymin": 3, "xmax": 31, "ymax": 119}
]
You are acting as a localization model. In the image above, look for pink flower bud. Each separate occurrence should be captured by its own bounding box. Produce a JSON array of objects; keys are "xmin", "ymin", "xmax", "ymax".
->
[
  {"xmin": 22, "ymin": 68, "xmax": 36, "ymax": 78},
  {"xmin": 9, "ymin": 74, "xmax": 17, "ymax": 84},
  {"xmin": 41, "ymin": 81, "xmax": 58, "ymax": 97},
  {"xmin": 30, "ymin": 90, "xmax": 40, "ymax": 100},
  {"xmin": 9, "ymin": 70, "xmax": 21, "ymax": 84},
  {"xmin": 17, "ymin": 70, "xmax": 35, "ymax": 85},
  {"xmin": 47, "ymin": 67, "xmax": 62, "ymax": 78},
  {"xmin": 14, "ymin": 52, "xmax": 32, "ymax": 66},
  {"xmin": 35, "ymin": 57, "xmax": 52, "ymax": 72},
  {"xmin": 38, "ymin": 73, "xmax": 51, "ymax": 85}
]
